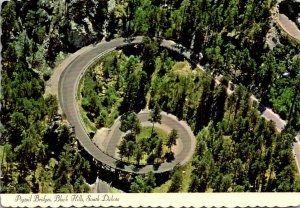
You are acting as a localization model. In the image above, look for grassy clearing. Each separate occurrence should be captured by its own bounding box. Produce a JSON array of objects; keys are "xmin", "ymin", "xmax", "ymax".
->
[
  {"xmin": 136, "ymin": 127, "xmax": 168, "ymax": 142},
  {"xmin": 152, "ymin": 180, "xmax": 172, "ymax": 193},
  {"xmin": 153, "ymin": 162, "xmax": 194, "ymax": 193},
  {"xmin": 172, "ymin": 61, "xmax": 191, "ymax": 76},
  {"xmin": 292, "ymin": 157, "xmax": 300, "ymax": 178},
  {"xmin": 122, "ymin": 127, "xmax": 170, "ymax": 165}
]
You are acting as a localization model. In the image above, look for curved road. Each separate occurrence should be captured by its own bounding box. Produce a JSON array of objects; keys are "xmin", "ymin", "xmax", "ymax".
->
[
  {"xmin": 277, "ymin": 13, "xmax": 300, "ymax": 42},
  {"xmin": 58, "ymin": 35, "xmax": 300, "ymax": 174},
  {"xmin": 106, "ymin": 110, "xmax": 195, "ymax": 166},
  {"xmin": 58, "ymin": 36, "xmax": 196, "ymax": 174},
  {"xmin": 273, "ymin": 0, "xmax": 300, "ymax": 42}
]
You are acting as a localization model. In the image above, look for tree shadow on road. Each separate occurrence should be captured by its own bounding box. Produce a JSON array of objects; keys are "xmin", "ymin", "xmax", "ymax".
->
[
  {"xmin": 96, "ymin": 163, "xmax": 132, "ymax": 192},
  {"xmin": 115, "ymin": 160, "xmax": 125, "ymax": 169},
  {"xmin": 153, "ymin": 163, "xmax": 161, "ymax": 171},
  {"xmin": 165, "ymin": 152, "xmax": 175, "ymax": 163}
]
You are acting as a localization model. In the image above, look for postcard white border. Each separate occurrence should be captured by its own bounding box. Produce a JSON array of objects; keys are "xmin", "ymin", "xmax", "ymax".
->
[{"xmin": 1, "ymin": 193, "xmax": 300, "ymax": 207}]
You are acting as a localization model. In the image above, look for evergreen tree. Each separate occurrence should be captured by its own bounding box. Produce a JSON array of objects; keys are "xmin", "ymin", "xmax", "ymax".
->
[
  {"xmin": 120, "ymin": 112, "xmax": 141, "ymax": 136},
  {"xmin": 149, "ymin": 101, "xmax": 162, "ymax": 136},
  {"xmin": 194, "ymin": 76, "xmax": 215, "ymax": 133},
  {"xmin": 167, "ymin": 129, "xmax": 178, "ymax": 152},
  {"xmin": 168, "ymin": 169, "xmax": 183, "ymax": 192},
  {"xmin": 130, "ymin": 173, "xmax": 155, "ymax": 193},
  {"xmin": 141, "ymin": 37, "xmax": 159, "ymax": 78}
]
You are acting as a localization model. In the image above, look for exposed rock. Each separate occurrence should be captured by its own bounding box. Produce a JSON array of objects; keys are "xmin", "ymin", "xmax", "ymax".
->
[
  {"xmin": 67, "ymin": 21, "xmax": 91, "ymax": 50},
  {"xmin": 83, "ymin": 17, "xmax": 96, "ymax": 36},
  {"xmin": 266, "ymin": 23, "xmax": 281, "ymax": 49}
]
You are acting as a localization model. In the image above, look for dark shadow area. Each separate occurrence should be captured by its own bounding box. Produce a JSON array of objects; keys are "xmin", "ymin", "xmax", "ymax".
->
[
  {"xmin": 146, "ymin": 154, "xmax": 156, "ymax": 164},
  {"xmin": 165, "ymin": 48, "xmax": 186, "ymax": 62},
  {"xmin": 131, "ymin": 164, "xmax": 145, "ymax": 172},
  {"xmin": 120, "ymin": 44, "xmax": 143, "ymax": 57},
  {"xmin": 279, "ymin": 1, "xmax": 300, "ymax": 25},
  {"xmin": 89, "ymin": 132, "xmax": 95, "ymax": 138},
  {"xmin": 93, "ymin": 159, "xmax": 173, "ymax": 193},
  {"xmin": 96, "ymin": 163, "xmax": 132, "ymax": 192},
  {"xmin": 258, "ymin": 103, "xmax": 266, "ymax": 113},
  {"xmin": 190, "ymin": 52, "xmax": 202, "ymax": 65},
  {"xmin": 123, "ymin": 36, "xmax": 135, "ymax": 43},
  {"xmin": 115, "ymin": 160, "xmax": 125, "ymax": 169},
  {"xmin": 154, "ymin": 171, "xmax": 172, "ymax": 188},
  {"xmin": 77, "ymin": 144, "xmax": 98, "ymax": 184},
  {"xmin": 153, "ymin": 163, "xmax": 161, "ymax": 171},
  {"xmin": 165, "ymin": 152, "xmax": 175, "ymax": 163},
  {"xmin": 119, "ymin": 44, "xmax": 188, "ymax": 64},
  {"xmin": 95, "ymin": 163, "xmax": 172, "ymax": 192}
]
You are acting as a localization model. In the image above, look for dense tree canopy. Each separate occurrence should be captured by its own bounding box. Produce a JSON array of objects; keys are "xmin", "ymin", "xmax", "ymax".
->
[
  {"xmin": 81, "ymin": 41, "xmax": 299, "ymax": 192},
  {"xmin": 1, "ymin": 0, "xmax": 299, "ymax": 194},
  {"xmin": 1, "ymin": 0, "xmax": 100, "ymax": 193},
  {"xmin": 108, "ymin": 0, "xmax": 299, "ymax": 131}
]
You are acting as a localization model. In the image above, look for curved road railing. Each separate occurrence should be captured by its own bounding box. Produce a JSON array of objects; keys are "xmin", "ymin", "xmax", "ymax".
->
[
  {"xmin": 58, "ymin": 36, "xmax": 197, "ymax": 174},
  {"xmin": 58, "ymin": 36, "xmax": 300, "ymax": 174}
]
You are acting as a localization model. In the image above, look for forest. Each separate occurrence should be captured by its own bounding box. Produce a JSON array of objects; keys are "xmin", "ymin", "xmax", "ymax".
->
[
  {"xmin": 106, "ymin": 0, "xmax": 300, "ymax": 130},
  {"xmin": 80, "ymin": 37, "xmax": 300, "ymax": 192},
  {"xmin": 1, "ymin": 0, "xmax": 299, "ymax": 193},
  {"xmin": 0, "ymin": 0, "xmax": 103, "ymax": 193}
]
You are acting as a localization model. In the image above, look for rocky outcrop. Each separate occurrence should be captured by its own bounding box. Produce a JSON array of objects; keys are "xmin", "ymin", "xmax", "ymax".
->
[{"xmin": 66, "ymin": 20, "xmax": 96, "ymax": 50}]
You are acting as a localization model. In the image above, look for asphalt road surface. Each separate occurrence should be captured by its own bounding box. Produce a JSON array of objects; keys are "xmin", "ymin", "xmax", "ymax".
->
[
  {"xmin": 278, "ymin": 14, "xmax": 300, "ymax": 41},
  {"xmin": 58, "ymin": 36, "xmax": 300, "ymax": 174},
  {"xmin": 58, "ymin": 36, "xmax": 196, "ymax": 173},
  {"xmin": 106, "ymin": 110, "xmax": 195, "ymax": 166}
]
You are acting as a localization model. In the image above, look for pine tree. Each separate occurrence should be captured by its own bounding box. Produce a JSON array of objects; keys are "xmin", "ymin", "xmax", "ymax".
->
[
  {"xmin": 141, "ymin": 37, "xmax": 159, "ymax": 77},
  {"xmin": 120, "ymin": 112, "xmax": 141, "ymax": 136},
  {"xmin": 194, "ymin": 76, "xmax": 215, "ymax": 133},
  {"xmin": 149, "ymin": 101, "xmax": 162, "ymax": 137},
  {"xmin": 167, "ymin": 129, "xmax": 178, "ymax": 152},
  {"xmin": 168, "ymin": 169, "xmax": 183, "ymax": 192}
]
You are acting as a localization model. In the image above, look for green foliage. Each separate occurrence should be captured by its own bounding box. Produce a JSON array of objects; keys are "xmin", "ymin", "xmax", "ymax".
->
[
  {"xmin": 2, "ymin": 0, "xmax": 108, "ymax": 80},
  {"xmin": 113, "ymin": 0, "xmax": 299, "ymax": 130},
  {"xmin": 149, "ymin": 101, "xmax": 162, "ymax": 136},
  {"xmin": 80, "ymin": 50, "xmax": 148, "ymax": 128},
  {"xmin": 1, "ymin": 68, "xmax": 92, "ymax": 193},
  {"xmin": 118, "ymin": 126, "xmax": 169, "ymax": 165},
  {"xmin": 141, "ymin": 37, "xmax": 159, "ymax": 77},
  {"xmin": 188, "ymin": 87, "xmax": 298, "ymax": 192},
  {"xmin": 167, "ymin": 129, "xmax": 178, "ymax": 151},
  {"xmin": 168, "ymin": 166, "xmax": 183, "ymax": 192},
  {"xmin": 132, "ymin": 0, "xmax": 152, "ymax": 34},
  {"xmin": 3, "ymin": 0, "xmax": 297, "ymax": 194},
  {"xmin": 130, "ymin": 172, "xmax": 156, "ymax": 193},
  {"xmin": 120, "ymin": 112, "xmax": 141, "ymax": 135},
  {"xmin": 149, "ymin": 101, "xmax": 162, "ymax": 125},
  {"xmin": 1, "ymin": 0, "xmax": 98, "ymax": 193},
  {"xmin": 79, "ymin": 43, "xmax": 297, "ymax": 192},
  {"xmin": 294, "ymin": 177, "xmax": 300, "ymax": 192}
]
